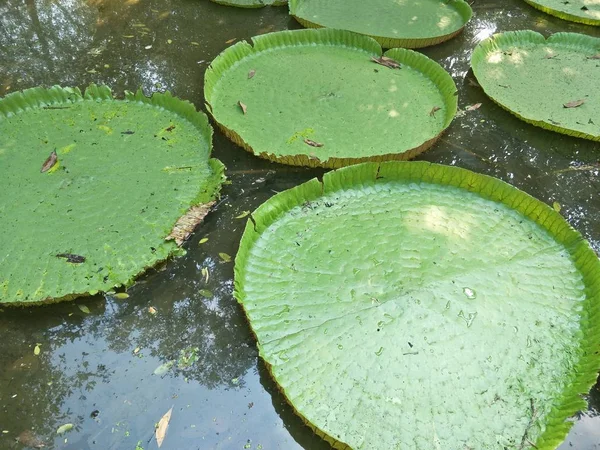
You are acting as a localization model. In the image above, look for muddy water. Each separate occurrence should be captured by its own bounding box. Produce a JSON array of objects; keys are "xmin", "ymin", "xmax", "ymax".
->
[{"xmin": 0, "ymin": 0, "xmax": 599, "ymax": 449}]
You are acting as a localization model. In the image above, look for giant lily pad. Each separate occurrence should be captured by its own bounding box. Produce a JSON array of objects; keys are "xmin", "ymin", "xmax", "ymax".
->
[
  {"xmin": 471, "ymin": 31, "xmax": 600, "ymax": 142},
  {"xmin": 522, "ymin": 0, "xmax": 600, "ymax": 26},
  {"xmin": 235, "ymin": 161, "xmax": 600, "ymax": 449},
  {"xmin": 0, "ymin": 85, "xmax": 224, "ymax": 305},
  {"xmin": 205, "ymin": 29, "xmax": 457, "ymax": 168},
  {"xmin": 289, "ymin": 0, "xmax": 473, "ymax": 48},
  {"xmin": 209, "ymin": 0, "xmax": 286, "ymax": 8}
]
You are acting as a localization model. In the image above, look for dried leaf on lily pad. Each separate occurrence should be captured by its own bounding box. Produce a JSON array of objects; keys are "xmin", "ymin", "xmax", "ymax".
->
[
  {"xmin": 0, "ymin": 85, "xmax": 225, "ymax": 305},
  {"xmin": 204, "ymin": 29, "xmax": 458, "ymax": 168},
  {"xmin": 429, "ymin": 106, "xmax": 441, "ymax": 116},
  {"xmin": 234, "ymin": 161, "xmax": 600, "ymax": 450},
  {"xmin": 155, "ymin": 407, "xmax": 173, "ymax": 448},
  {"xmin": 238, "ymin": 101, "xmax": 247, "ymax": 115},
  {"xmin": 564, "ymin": 99, "xmax": 585, "ymax": 108},
  {"xmin": 166, "ymin": 202, "xmax": 215, "ymax": 246},
  {"xmin": 371, "ymin": 55, "xmax": 401, "ymax": 69},
  {"xmin": 587, "ymin": 54, "xmax": 600, "ymax": 60},
  {"xmin": 471, "ymin": 31, "xmax": 600, "ymax": 141},
  {"xmin": 40, "ymin": 150, "xmax": 58, "ymax": 173},
  {"xmin": 248, "ymin": 70, "xmax": 256, "ymax": 79},
  {"xmin": 304, "ymin": 138, "xmax": 324, "ymax": 148}
]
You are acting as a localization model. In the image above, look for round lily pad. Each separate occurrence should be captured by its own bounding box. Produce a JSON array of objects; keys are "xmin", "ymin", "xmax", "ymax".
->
[
  {"xmin": 205, "ymin": 29, "xmax": 457, "ymax": 168},
  {"xmin": 209, "ymin": 0, "xmax": 286, "ymax": 8},
  {"xmin": 0, "ymin": 85, "xmax": 224, "ymax": 305},
  {"xmin": 471, "ymin": 31, "xmax": 600, "ymax": 142},
  {"xmin": 522, "ymin": 0, "xmax": 600, "ymax": 25},
  {"xmin": 235, "ymin": 161, "xmax": 600, "ymax": 449},
  {"xmin": 289, "ymin": 0, "xmax": 473, "ymax": 48}
]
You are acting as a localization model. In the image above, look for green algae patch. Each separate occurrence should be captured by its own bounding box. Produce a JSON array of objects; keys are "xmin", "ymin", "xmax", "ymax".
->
[{"xmin": 0, "ymin": 85, "xmax": 225, "ymax": 305}]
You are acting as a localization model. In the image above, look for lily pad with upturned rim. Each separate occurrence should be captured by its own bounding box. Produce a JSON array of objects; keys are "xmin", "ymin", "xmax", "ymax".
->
[
  {"xmin": 471, "ymin": 30, "xmax": 600, "ymax": 142},
  {"xmin": 234, "ymin": 161, "xmax": 600, "ymax": 449},
  {"xmin": 288, "ymin": 0, "xmax": 473, "ymax": 48},
  {"xmin": 0, "ymin": 85, "xmax": 225, "ymax": 305},
  {"xmin": 522, "ymin": 0, "xmax": 600, "ymax": 26},
  {"xmin": 209, "ymin": 0, "xmax": 286, "ymax": 8},
  {"xmin": 204, "ymin": 29, "xmax": 458, "ymax": 168}
]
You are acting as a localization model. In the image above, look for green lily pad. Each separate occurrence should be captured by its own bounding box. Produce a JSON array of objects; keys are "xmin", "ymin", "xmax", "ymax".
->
[
  {"xmin": 209, "ymin": 0, "xmax": 286, "ymax": 7},
  {"xmin": 289, "ymin": 0, "xmax": 473, "ymax": 48},
  {"xmin": 471, "ymin": 31, "xmax": 600, "ymax": 141},
  {"xmin": 234, "ymin": 161, "xmax": 600, "ymax": 449},
  {"xmin": 522, "ymin": 0, "xmax": 600, "ymax": 25},
  {"xmin": 0, "ymin": 85, "xmax": 225, "ymax": 305},
  {"xmin": 205, "ymin": 29, "xmax": 457, "ymax": 168}
]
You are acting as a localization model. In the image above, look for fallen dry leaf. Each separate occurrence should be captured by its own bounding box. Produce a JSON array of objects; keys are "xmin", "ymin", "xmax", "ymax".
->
[
  {"xmin": 225, "ymin": 38, "xmax": 237, "ymax": 44},
  {"xmin": 587, "ymin": 54, "xmax": 600, "ymax": 60},
  {"xmin": 465, "ymin": 103, "xmax": 482, "ymax": 111},
  {"xmin": 248, "ymin": 70, "xmax": 256, "ymax": 79},
  {"xmin": 219, "ymin": 252, "xmax": 232, "ymax": 263},
  {"xmin": 166, "ymin": 202, "xmax": 215, "ymax": 246},
  {"xmin": 17, "ymin": 430, "xmax": 45, "ymax": 448},
  {"xmin": 429, "ymin": 106, "xmax": 441, "ymax": 117},
  {"xmin": 165, "ymin": 125, "xmax": 176, "ymax": 132},
  {"xmin": 56, "ymin": 253, "xmax": 86, "ymax": 264},
  {"xmin": 238, "ymin": 101, "xmax": 247, "ymax": 115},
  {"xmin": 371, "ymin": 56, "xmax": 401, "ymax": 69},
  {"xmin": 155, "ymin": 407, "xmax": 173, "ymax": 448},
  {"xmin": 148, "ymin": 306, "xmax": 157, "ymax": 315},
  {"xmin": 467, "ymin": 78, "xmax": 481, "ymax": 88},
  {"xmin": 304, "ymin": 139, "xmax": 324, "ymax": 148},
  {"xmin": 563, "ymin": 99, "xmax": 585, "ymax": 108},
  {"xmin": 40, "ymin": 150, "xmax": 58, "ymax": 173}
]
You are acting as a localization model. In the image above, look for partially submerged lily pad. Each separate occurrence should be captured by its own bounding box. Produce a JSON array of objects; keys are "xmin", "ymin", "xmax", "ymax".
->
[
  {"xmin": 205, "ymin": 29, "xmax": 457, "ymax": 168},
  {"xmin": 235, "ymin": 161, "xmax": 600, "ymax": 449},
  {"xmin": 522, "ymin": 0, "xmax": 600, "ymax": 25},
  {"xmin": 0, "ymin": 85, "xmax": 224, "ymax": 305},
  {"xmin": 289, "ymin": 0, "xmax": 473, "ymax": 48},
  {"xmin": 209, "ymin": 0, "xmax": 286, "ymax": 8},
  {"xmin": 471, "ymin": 31, "xmax": 600, "ymax": 141}
]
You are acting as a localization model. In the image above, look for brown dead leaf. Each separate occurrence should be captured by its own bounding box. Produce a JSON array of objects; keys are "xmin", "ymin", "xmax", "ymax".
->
[
  {"xmin": 225, "ymin": 38, "xmax": 237, "ymax": 44},
  {"xmin": 166, "ymin": 202, "xmax": 215, "ymax": 246},
  {"xmin": 155, "ymin": 406, "xmax": 173, "ymax": 448},
  {"xmin": 466, "ymin": 103, "xmax": 482, "ymax": 111},
  {"xmin": 165, "ymin": 125, "xmax": 176, "ymax": 132},
  {"xmin": 429, "ymin": 106, "xmax": 441, "ymax": 117},
  {"xmin": 56, "ymin": 253, "xmax": 86, "ymax": 264},
  {"xmin": 564, "ymin": 99, "xmax": 585, "ymax": 108},
  {"xmin": 304, "ymin": 139, "xmax": 324, "ymax": 148},
  {"xmin": 467, "ymin": 78, "xmax": 481, "ymax": 88},
  {"xmin": 17, "ymin": 430, "xmax": 45, "ymax": 448},
  {"xmin": 148, "ymin": 306, "xmax": 157, "ymax": 315},
  {"xmin": 40, "ymin": 150, "xmax": 58, "ymax": 173},
  {"xmin": 587, "ymin": 54, "xmax": 600, "ymax": 60},
  {"xmin": 248, "ymin": 70, "xmax": 256, "ymax": 79},
  {"xmin": 370, "ymin": 56, "xmax": 401, "ymax": 69},
  {"xmin": 238, "ymin": 101, "xmax": 247, "ymax": 115}
]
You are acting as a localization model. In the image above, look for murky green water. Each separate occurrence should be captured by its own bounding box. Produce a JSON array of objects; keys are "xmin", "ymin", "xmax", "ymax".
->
[{"xmin": 0, "ymin": 0, "xmax": 599, "ymax": 449}]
